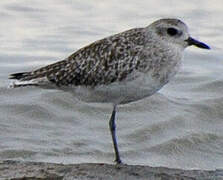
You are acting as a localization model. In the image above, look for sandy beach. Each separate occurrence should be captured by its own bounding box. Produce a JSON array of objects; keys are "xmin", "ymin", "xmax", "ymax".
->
[{"xmin": 0, "ymin": 160, "xmax": 222, "ymax": 180}]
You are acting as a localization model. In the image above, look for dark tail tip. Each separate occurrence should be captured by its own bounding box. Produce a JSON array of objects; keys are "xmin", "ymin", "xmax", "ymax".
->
[{"xmin": 9, "ymin": 72, "xmax": 29, "ymax": 80}]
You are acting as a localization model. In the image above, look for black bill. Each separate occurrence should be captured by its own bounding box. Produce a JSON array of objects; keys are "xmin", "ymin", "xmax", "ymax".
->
[{"xmin": 186, "ymin": 37, "xmax": 210, "ymax": 49}]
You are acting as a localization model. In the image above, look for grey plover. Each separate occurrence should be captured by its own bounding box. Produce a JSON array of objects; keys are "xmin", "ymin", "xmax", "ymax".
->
[{"xmin": 9, "ymin": 18, "xmax": 210, "ymax": 164}]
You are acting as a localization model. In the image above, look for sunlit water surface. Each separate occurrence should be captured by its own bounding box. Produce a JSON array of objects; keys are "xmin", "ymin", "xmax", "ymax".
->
[{"xmin": 0, "ymin": 0, "xmax": 223, "ymax": 170}]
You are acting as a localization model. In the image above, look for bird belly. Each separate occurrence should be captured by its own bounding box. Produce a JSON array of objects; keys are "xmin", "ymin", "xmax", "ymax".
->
[{"xmin": 71, "ymin": 72, "xmax": 166, "ymax": 105}]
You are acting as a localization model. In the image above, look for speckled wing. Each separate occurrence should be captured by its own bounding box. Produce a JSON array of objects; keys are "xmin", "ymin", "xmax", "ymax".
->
[{"xmin": 10, "ymin": 28, "xmax": 146, "ymax": 87}]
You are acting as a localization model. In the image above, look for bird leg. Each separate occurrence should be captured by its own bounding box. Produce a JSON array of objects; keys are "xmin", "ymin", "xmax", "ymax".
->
[{"xmin": 109, "ymin": 105, "xmax": 122, "ymax": 164}]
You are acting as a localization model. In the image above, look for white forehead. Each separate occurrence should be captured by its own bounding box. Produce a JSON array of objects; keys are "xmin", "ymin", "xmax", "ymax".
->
[{"xmin": 149, "ymin": 18, "xmax": 189, "ymax": 32}]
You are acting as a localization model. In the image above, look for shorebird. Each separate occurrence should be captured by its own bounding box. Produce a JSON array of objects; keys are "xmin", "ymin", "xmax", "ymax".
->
[{"xmin": 9, "ymin": 18, "xmax": 210, "ymax": 164}]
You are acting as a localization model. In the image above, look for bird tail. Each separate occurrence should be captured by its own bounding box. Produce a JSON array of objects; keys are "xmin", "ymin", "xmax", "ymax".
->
[
  {"xmin": 9, "ymin": 72, "xmax": 39, "ymax": 88},
  {"xmin": 9, "ymin": 59, "xmax": 68, "ymax": 88},
  {"xmin": 9, "ymin": 72, "xmax": 32, "ymax": 80}
]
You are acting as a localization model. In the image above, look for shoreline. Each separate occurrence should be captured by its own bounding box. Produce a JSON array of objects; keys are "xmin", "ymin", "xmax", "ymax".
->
[{"xmin": 0, "ymin": 160, "xmax": 223, "ymax": 180}]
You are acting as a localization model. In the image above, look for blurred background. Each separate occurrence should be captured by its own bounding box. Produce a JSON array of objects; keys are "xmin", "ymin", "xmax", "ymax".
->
[{"xmin": 0, "ymin": 0, "xmax": 223, "ymax": 170}]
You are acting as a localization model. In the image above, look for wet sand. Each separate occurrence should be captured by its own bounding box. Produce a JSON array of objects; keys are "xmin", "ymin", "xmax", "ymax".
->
[{"xmin": 0, "ymin": 160, "xmax": 222, "ymax": 180}]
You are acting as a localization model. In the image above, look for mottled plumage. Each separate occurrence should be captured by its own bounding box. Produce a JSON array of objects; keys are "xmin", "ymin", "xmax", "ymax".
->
[
  {"xmin": 10, "ymin": 20, "xmax": 182, "ymax": 89},
  {"xmin": 10, "ymin": 28, "xmax": 145, "ymax": 86},
  {"xmin": 9, "ymin": 19, "xmax": 210, "ymax": 164}
]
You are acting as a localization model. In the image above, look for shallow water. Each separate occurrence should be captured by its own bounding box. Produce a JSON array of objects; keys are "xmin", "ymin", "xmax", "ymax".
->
[{"xmin": 0, "ymin": 0, "xmax": 223, "ymax": 170}]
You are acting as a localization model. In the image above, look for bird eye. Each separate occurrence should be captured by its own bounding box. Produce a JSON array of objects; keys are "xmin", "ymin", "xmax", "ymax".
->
[{"xmin": 167, "ymin": 28, "xmax": 178, "ymax": 36}]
